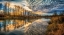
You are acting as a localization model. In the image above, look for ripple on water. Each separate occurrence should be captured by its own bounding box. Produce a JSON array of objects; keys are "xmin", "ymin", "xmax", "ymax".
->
[{"xmin": 7, "ymin": 18, "xmax": 49, "ymax": 35}]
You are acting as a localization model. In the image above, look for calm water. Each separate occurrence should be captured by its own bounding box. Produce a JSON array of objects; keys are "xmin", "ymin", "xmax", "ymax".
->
[{"xmin": 0, "ymin": 18, "xmax": 50, "ymax": 32}]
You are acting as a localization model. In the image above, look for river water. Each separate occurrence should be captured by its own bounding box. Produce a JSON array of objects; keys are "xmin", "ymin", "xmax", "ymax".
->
[{"xmin": 0, "ymin": 18, "xmax": 50, "ymax": 35}]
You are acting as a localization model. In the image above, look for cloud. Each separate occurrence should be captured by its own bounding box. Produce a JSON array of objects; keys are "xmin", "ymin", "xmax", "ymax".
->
[
  {"xmin": 1, "ymin": 0, "xmax": 64, "ymax": 14},
  {"xmin": 26, "ymin": 0, "xmax": 64, "ymax": 13},
  {"xmin": 1, "ymin": 0, "xmax": 32, "ymax": 11},
  {"xmin": 21, "ymin": 1, "xmax": 32, "ymax": 11},
  {"xmin": 9, "ymin": 0, "xmax": 32, "ymax": 11},
  {"xmin": 34, "ymin": 11, "xmax": 43, "ymax": 15},
  {"xmin": 23, "ymin": 6, "xmax": 32, "ymax": 11},
  {"xmin": 4, "ymin": 0, "xmax": 23, "ymax": 2}
]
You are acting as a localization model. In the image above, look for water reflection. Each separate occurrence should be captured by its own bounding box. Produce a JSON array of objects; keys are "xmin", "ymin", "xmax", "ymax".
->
[
  {"xmin": 7, "ymin": 18, "xmax": 50, "ymax": 35},
  {"xmin": 0, "ymin": 18, "xmax": 50, "ymax": 32},
  {"xmin": 0, "ymin": 19, "xmax": 37, "ymax": 32}
]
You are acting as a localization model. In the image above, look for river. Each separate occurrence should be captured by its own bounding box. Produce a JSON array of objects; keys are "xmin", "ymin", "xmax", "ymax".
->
[{"xmin": 0, "ymin": 18, "xmax": 50, "ymax": 35}]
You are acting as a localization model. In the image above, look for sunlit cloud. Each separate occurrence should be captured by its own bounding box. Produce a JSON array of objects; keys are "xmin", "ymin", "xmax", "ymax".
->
[
  {"xmin": 5, "ymin": 0, "xmax": 32, "ymax": 11},
  {"xmin": 33, "ymin": 10, "xmax": 43, "ymax": 14},
  {"xmin": 0, "ymin": 0, "xmax": 32, "ymax": 11},
  {"xmin": 21, "ymin": 1, "xmax": 32, "ymax": 11},
  {"xmin": 0, "ymin": 0, "xmax": 64, "ymax": 15}
]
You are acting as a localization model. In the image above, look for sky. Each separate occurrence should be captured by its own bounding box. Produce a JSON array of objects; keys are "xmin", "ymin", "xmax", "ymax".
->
[
  {"xmin": 0, "ymin": 0, "xmax": 64, "ymax": 15},
  {"xmin": 0, "ymin": 3, "xmax": 2, "ymax": 9},
  {"xmin": 0, "ymin": 0, "xmax": 33, "ymax": 11}
]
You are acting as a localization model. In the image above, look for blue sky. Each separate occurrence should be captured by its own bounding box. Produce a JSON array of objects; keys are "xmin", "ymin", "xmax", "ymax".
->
[
  {"xmin": 0, "ymin": 0, "xmax": 20, "ymax": 1},
  {"xmin": 0, "ymin": 0, "xmax": 2, "ymax": 1},
  {"xmin": 0, "ymin": 3, "xmax": 2, "ymax": 10}
]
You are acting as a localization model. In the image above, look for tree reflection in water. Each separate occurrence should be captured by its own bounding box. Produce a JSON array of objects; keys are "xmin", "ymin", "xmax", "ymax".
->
[
  {"xmin": 7, "ymin": 18, "xmax": 49, "ymax": 35},
  {"xmin": 0, "ymin": 18, "xmax": 50, "ymax": 35}
]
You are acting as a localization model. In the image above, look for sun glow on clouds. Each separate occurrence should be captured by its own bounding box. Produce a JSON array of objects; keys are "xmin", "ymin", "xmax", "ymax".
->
[
  {"xmin": 6, "ymin": 0, "xmax": 32, "ymax": 11},
  {"xmin": 0, "ymin": 0, "xmax": 32, "ymax": 11},
  {"xmin": 23, "ymin": 6, "xmax": 32, "ymax": 11},
  {"xmin": 9, "ymin": 3, "xmax": 15, "ymax": 8},
  {"xmin": 34, "ymin": 10, "xmax": 43, "ymax": 15},
  {"xmin": 20, "ymin": 1, "xmax": 32, "ymax": 11}
]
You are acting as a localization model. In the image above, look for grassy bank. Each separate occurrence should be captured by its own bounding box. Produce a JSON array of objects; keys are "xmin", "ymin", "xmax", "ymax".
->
[{"xmin": 46, "ymin": 16, "xmax": 64, "ymax": 35}]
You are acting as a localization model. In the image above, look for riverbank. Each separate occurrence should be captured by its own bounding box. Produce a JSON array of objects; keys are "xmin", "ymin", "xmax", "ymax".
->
[
  {"xmin": 0, "ymin": 16, "xmax": 42, "ymax": 20},
  {"xmin": 46, "ymin": 16, "xmax": 64, "ymax": 35}
]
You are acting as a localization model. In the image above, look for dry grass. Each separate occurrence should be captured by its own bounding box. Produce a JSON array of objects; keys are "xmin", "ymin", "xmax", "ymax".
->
[{"xmin": 46, "ymin": 16, "xmax": 64, "ymax": 35}]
